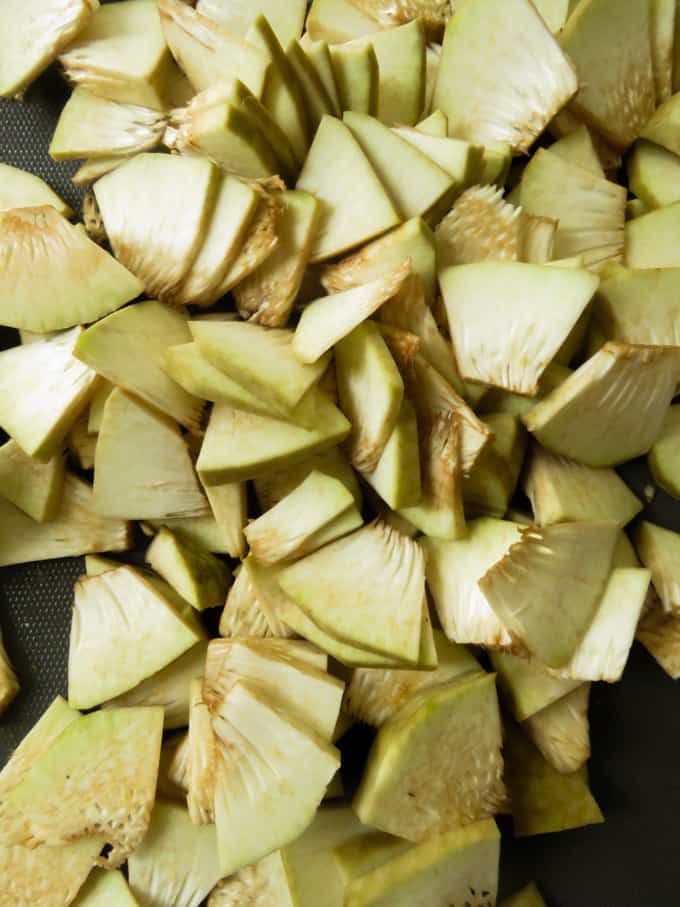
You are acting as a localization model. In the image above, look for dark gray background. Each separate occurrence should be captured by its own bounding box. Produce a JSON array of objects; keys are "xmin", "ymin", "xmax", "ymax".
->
[{"xmin": 1, "ymin": 27, "xmax": 679, "ymax": 907}]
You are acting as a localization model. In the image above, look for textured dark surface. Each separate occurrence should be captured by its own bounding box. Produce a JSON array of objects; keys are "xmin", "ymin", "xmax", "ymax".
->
[{"xmin": 1, "ymin": 37, "xmax": 680, "ymax": 907}]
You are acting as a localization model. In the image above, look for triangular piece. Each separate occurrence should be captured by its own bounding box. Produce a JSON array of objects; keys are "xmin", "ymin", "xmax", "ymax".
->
[
  {"xmin": 519, "ymin": 148, "xmax": 626, "ymax": 270},
  {"xmin": 191, "ymin": 321, "xmax": 329, "ymax": 413},
  {"xmin": 354, "ymin": 673, "xmax": 504, "ymax": 840},
  {"xmin": 624, "ymin": 200, "xmax": 680, "ymax": 268},
  {"xmin": 146, "ymin": 528, "xmax": 231, "ymax": 611},
  {"xmin": 299, "ymin": 38, "xmax": 341, "ymax": 116},
  {"xmin": 359, "ymin": 20, "xmax": 426, "ymax": 127},
  {"xmin": 640, "ymin": 91, "xmax": 680, "ymax": 154},
  {"xmin": 198, "ymin": 0, "xmax": 306, "ymax": 46},
  {"xmin": 94, "ymin": 388, "xmax": 207, "ymax": 520},
  {"xmin": 440, "ymin": 261, "xmax": 597, "ymax": 394},
  {"xmin": 416, "ymin": 110, "xmax": 448, "ymax": 136},
  {"xmin": 0, "ymin": 0, "xmax": 96, "ymax": 97},
  {"xmin": 633, "ymin": 521, "xmax": 680, "ymax": 614},
  {"xmin": 522, "ymin": 342, "xmax": 680, "ymax": 466},
  {"xmin": 479, "ymin": 522, "xmax": 619, "ymax": 667},
  {"xmin": 209, "ymin": 851, "xmax": 294, "ymax": 907},
  {"xmin": 595, "ymin": 264, "xmax": 680, "ymax": 346},
  {"xmin": 433, "ymin": 0, "xmax": 577, "ymax": 152},
  {"xmin": 294, "ymin": 261, "xmax": 410, "ymax": 364},
  {"xmin": 463, "ymin": 412, "xmax": 527, "ymax": 518},
  {"xmin": 0, "ymin": 163, "xmax": 70, "ymax": 216},
  {"xmin": 197, "ymin": 390, "xmax": 350, "ymax": 484},
  {"xmin": 362, "ymin": 398, "xmax": 422, "ymax": 510},
  {"xmin": 550, "ymin": 125, "xmax": 605, "ymax": 177},
  {"xmin": 435, "ymin": 185, "xmax": 524, "ymax": 268},
  {"xmin": 94, "ymin": 152, "xmax": 220, "ymax": 299},
  {"xmin": 212, "ymin": 681, "xmax": 340, "ymax": 876},
  {"xmin": 279, "ymin": 522, "xmax": 425, "ymax": 663},
  {"xmin": 329, "ymin": 41, "xmax": 379, "ymax": 116},
  {"xmin": 75, "ymin": 301, "xmax": 203, "ymax": 431},
  {"xmin": 0, "ymin": 473, "xmax": 132, "ymax": 568},
  {"xmin": 0, "ymin": 206, "xmax": 142, "ymax": 333},
  {"xmin": 307, "ymin": 0, "xmax": 381, "ymax": 43},
  {"xmin": 524, "ymin": 444, "xmax": 642, "ymax": 527},
  {"xmin": 71, "ymin": 869, "xmax": 138, "ymax": 906},
  {"xmin": 214, "ymin": 184, "xmax": 282, "ymax": 295},
  {"xmin": 523, "ymin": 684, "xmax": 591, "ymax": 775},
  {"xmin": 69, "ymin": 565, "xmax": 205, "ymax": 708},
  {"xmin": 0, "ymin": 707, "xmax": 164, "ymax": 866},
  {"xmin": 628, "ymin": 140, "xmax": 680, "ymax": 210},
  {"xmin": 0, "ymin": 328, "xmax": 97, "ymax": 461},
  {"xmin": 0, "ymin": 440, "xmax": 64, "ymax": 523},
  {"xmin": 637, "ymin": 596, "xmax": 680, "ymax": 679},
  {"xmin": 649, "ymin": 404, "xmax": 680, "ymax": 498},
  {"xmin": 254, "ymin": 446, "xmax": 361, "ymax": 512},
  {"xmin": 489, "ymin": 651, "xmax": 581, "ymax": 722},
  {"xmin": 287, "ymin": 40, "xmax": 336, "ymax": 132},
  {"xmin": 391, "ymin": 128, "xmax": 480, "ymax": 188},
  {"xmin": 296, "ymin": 115, "xmax": 401, "ymax": 262},
  {"xmin": 560, "ymin": 0, "xmax": 655, "ymax": 150},
  {"xmin": 127, "ymin": 802, "xmax": 222, "ymax": 907}
]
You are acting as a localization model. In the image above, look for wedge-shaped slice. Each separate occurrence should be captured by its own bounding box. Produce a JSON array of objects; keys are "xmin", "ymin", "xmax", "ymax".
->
[
  {"xmin": 0, "ymin": 473, "xmax": 131, "ymax": 568},
  {"xmin": 0, "ymin": 0, "xmax": 96, "ymax": 98},
  {"xmin": 50, "ymin": 87, "xmax": 165, "ymax": 160},
  {"xmin": 329, "ymin": 42, "xmax": 378, "ymax": 117},
  {"xmin": 561, "ymin": 0, "xmax": 655, "ymax": 149},
  {"xmin": 391, "ymin": 129, "xmax": 481, "ymax": 191},
  {"xmin": 500, "ymin": 882, "xmax": 548, "ymax": 907},
  {"xmin": 126, "ymin": 802, "xmax": 222, "ymax": 907},
  {"xmin": 199, "ymin": 0, "xmax": 305, "ymax": 45},
  {"xmin": 94, "ymin": 389, "xmax": 207, "ymax": 520},
  {"xmin": 72, "ymin": 870, "xmax": 138, "ymax": 906},
  {"xmin": 297, "ymin": 116, "xmax": 401, "ymax": 262},
  {"xmin": 72, "ymin": 154, "xmax": 133, "ymax": 184},
  {"xmin": 69, "ymin": 565, "xmax": 205, "ymax": 708},
  {"xmin": 624, "ymin": 200, "xmax": 680, "ymax": 267},
  {"xmin": 628, "ymin": 140, "xmax": 680, "ymax": 209},
  {"xmin": 637, "ymin": 596, "xmax": 680, "ymax": 679},
  {"xmin": 0, "ymin": 440, "xmax": 64, "ymax": 523},
  {"xmin": 300, "ymin": 36, "xmax": 341, "ymax": 115},
  {"xmin": 322, "ymin": 217, "xmax": 437, "ymax": 304},
  {"xmin": 1, "ymin": 839, "xmax": 104, "ymax": 907},
  {"xmin": 416, "ymin": 109, "xmax": 448, "ymax": 137},
  {"xmin": 287, "ymin": 40, "xmax": 336, "ymax": 132},
  {"xmin": 209, "ymin": 851, "xmax": 294, "ymax": 906},
  {"xmin": 0, "ymin": 206, "xmax": 142, "ymax": 333},
  {"xmin": 422, "ymin": 518, "xmax": 520, "ymax": 647},
  {"xmin": 519, "ymin": 149, "xmax": 626, "ymax": 270},
  {"xmin": 280, "ymin": 522, "xmax": 425, "ymax": 663},
  {"xmin": 463, "ymin": 413, "xmax": 527, "ymax": 518},
  {"xmin": 357, "ymin": 20, "xmax": 426, "ymax": 127},
  {"xmin": 345, "ymin": 820, "xmax": 500, "ymax": 907},
  {"xmin": 0, "ymin": 631, "xmax": 19, "ymax": 717},
  {"xmin": 489, "ymin": 651, "xmax": 581, "ymax": 721},
  {"xmin": 440, "ymin": 261, "xmax": 597, "ymax": 395},
  {"xmin": 159, "ymin": 0, "xmax": 268, "ymax": 97},
  {"xmin": 649, "ymin": 405, "xmax": 680, "ymax": 498},
  {"xmin": 173, "ymin": 175, "xmax": 259, "ymax": 307},
  {"xmin": 59, "ymin": 0, "xmax": 183, "ymax": 108},
  {"xmin": 85, "ymin": 554, "xmax": 120, "ymax": 576},
  {"xmin": 523, "ymin": 685, "xmax": 591, "ymax": 775},
  {"xmin": 355, "ymin": 673, "xmax": 504, "ymax": 840},
  {"xmin": 76, "ymin": 301, "xmax": 202, "ymax": 431},
  {"xmin": 192, "ymin": 321, "xmax": 329, "ymax": 413},
  {"xmin": 0, "ymin": 707, "xmax": 163, "ymax": 866},
  {"xmin": 362, "ymin": 399, "xmax": 421, "ymax": 510},
  {"xmin": 146, "ymin": 529, "xmax": 231, "ymax": 611},
  {"xmin": 0, "ymin": 163, "xmax": 70, "ymax": 216},
  {"xmin": 66, "ymin": 413, "xmax": 96, "ymax": 471},
  {"xmin": 245, "ymin": 471, "xmax": 361, "ymax": 565},
  {"xmin": 193, "ymin": 478, "xmax": 246, "ymax": 561},
  {"xmin": 254, "ymin": 446, "xmax": 361, "ymax": 512},
  {"xmin": 213, "ymin": 185, "xmax": 281, "ymax": 296},
  {"xmin": 523, "ymin": 342, "xmax": 680, "ymax": 466},
  {"xmin": 504, "ymin": 722, "xmax": 603, "ymax": 836},
  {"xmin": 204, "ymin": 638, "xmax": 344, "ymax": 740},
  {"xmin": 104, "ymin": 641, "xmax": 207, "ymax": 730},
  {"xmin": 595, "ymin": 265, "xmax": 680, "ymax": 346},
  {"xmin": 435, "ymin": 185, "xmax": 523, "ymax": 268},
  {"xmin": 307, "ymin": 0, "xmax": 381, "ymax": 42},
  {"xmin": 334, "ymin": 830, "xmax": 412, "ymax": 885},
  {"xmin": 633, "ymin": 521, "xmax": 680, "ymax": 613},
  {"xmin": 640, "ymin": 91, "xmax": 680, "ymax": 155},
  {"xmin": 479, "ymin": 522, "xmax": 619, "ymax": 667},
  {"xmin": 234, "ymin": 191, "xmax": 319, "ymax": 327},
  {"xmin": 212, "ymin": 681, "xmax": 340, "ymax": 876},
  {"xmin": 198, "ymin": 390, "xmax": 350, "ymax": 484},
  {"xmin": 344, "ymin": 113, "xmax": 454, "ymax": 221},
  {"xmin": 550, "ymin": 125, "xmax": 605, "ymax": 177},
  {"xmin": 0, "ymin": 328, "xmax": 97, "ymax": 461},
  {"xmin": 94, "ymin": 153, "xmax": 219, "ymax": 300},
  {"xmin": 433, "ymin": 0, "xmax": 576, "ymax": 152},
  {"xmin": 219, "ymin": 565, "xmax": 273, "ymax": 638},
  {"xmin": 524, "ymin": 444, "xmax": 642, "ymax": 527},
  {"xmin": 245, "ymin": 558, "xmax": 313, "ymax": 640},
  {"xmin": 344, "ymin": 631, "xmax": 481, "ymax": 727},
  {"xmin": 88, "ymin": 380, "xmax": 113, "ymax": 433},
  {"xmin": 294, "ymin": 261, "xmax": 410, "ymax": 365}
]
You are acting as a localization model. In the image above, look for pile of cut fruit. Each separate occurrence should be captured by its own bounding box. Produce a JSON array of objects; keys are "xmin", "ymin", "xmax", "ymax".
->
[{"xmin": 2, "ymin": 0, "xmax": 680, "ymax": 904}]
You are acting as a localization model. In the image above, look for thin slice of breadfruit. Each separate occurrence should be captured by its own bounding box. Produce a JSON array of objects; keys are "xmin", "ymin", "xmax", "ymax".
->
[
  {"xmin": 0, "ymin": 328, "xmax": 97, "ymax": 461},
  {"xmin": 208, "ymin": 850, "xmax": 294, "ymax": 907},
  {"xmin": 0, "ymin": 707, "xmax": 164, "ymax": 867},
  {"xmin": 489, "ymin": 651, "xmax": 581, "ymax": 722},
  {"xmin": 254, "ymin": 446, "xmax": 361, "ymax": 512},
  {"xmin": 435, "ymin": 185, "xmax": 524, "ymax": 268},
  {"xmin": 0, "ymin": 473, "xmax": 131, "ymax": 568},
  {"xmin": 628, "ymin": 140, "xmax": 680, "ymax": 209},
  {"xmin": 68, "ymin": 565, "xmax": 205, "ymax": 709},
  {"xmin": 440, "ymin": 260, "xmax": 597, "ymax": 395},
  {"xmin": 640, "ymin": 91, "xmax": 680, "ymax": 155},
  {"xmin": 649, "ymin": 405, "xmax": 680, "ymax": 498},
  {"xmin": 519, "ymin": 148, "xmax": 626, "ymax": 270},
  {"xmin": 391, "ymin": 128, "xmax": 481, "ymax": 191},
  {"xmin": 0, "ymin": 206, "xmax": 142, "ymax": 333},
  {"xmin": 633, "ymin": 521, "xmax": 680, "ymax": 614},
  {"xmin": 146, "ymin": 528, "xmax": 231, "ymax": 611},
  {"xmin": 0, "ymin": 0, "xmax": 96, "ymax": 98},
  {"xmin": 594, "ymin": 264, "xmax": 680, "ymax": 346},
  {"xmin": 198, "ymin": 0, "xmax": 306, "ymax": 47},
  {"xmin": 362, "ymin": 398, "xmax": 422, "ymax": 511},
  {"xmin": 624, "ymin": 199, "xmax": 680, "ymax": 268},
  {"xmin": 523, "ymin": 342, "xmax": 680, "ymax": 466},
  {"xmin": 94, "ymin": 389, "xmax": 207, "ymax": 520},
  {"xmin": 306, "ymin": 0, "xmax": 381, "ymax": 43},
  {"xmin": 212, "ymin": 680, "xmax": 340, "ymax": 876},
  {"xmin": 549, "ymin": 125, "xmax": 605, "ymax": 177},
  {"xmin": 219, "ymin": 564, "xmax": 274, "ymax": 638},
  {"xmin": 354, "ymin": 672, "xmax": 505, "ymax": 840},
  {"xmin": 279, "ymin": 522, "xmax": 425, "ymax": 663},
  {"xmin": 479, "ymin": 522, "xmax": 619, "ymax": 667},
  {"xmin": 297, "ymin": 115, "xmax": 401, "ymax": 262},
  {"xmin": 0, "ymin": 163, "xmax": 71, "ymax": 215},
  {"xmin": 333, "ymin": 830, "xmax": 413, "ymax": 885},
  {"xmin": 0, "ymin": 440, "xmax": 64, "ymax": 523},
  {"xmin": 637, "ymin": 593, "xmax": 680, "ymax": 679},
  {"xmin": 523, "ymin": 685, "xmax": 591, "ymax": 775},
  {"xmin": 463, "ymin": 412, "xmax": 527, "ymax": 518},
  {"xmin": 524, "ymin": 444, "xmax": 642, "ymax": 527},
  {"xmin": 433, "ymin": 0, "xmax": 577, "ymax": 153},
  {"xmin": 329, "ymin": 41, "xmax": 379, "ymax": 117},
  {"xmin": 503, "ymin": 722, "xmax": 604, "ymax": 836},
  {"xmin": 94, "ymin": 152, "xmax": 220, "ymax": 300},
  {"xmin": 71, "ymin": 868, "xmax": 138, "ymax": 906},
  {"xmin": 560, "ymin": 0, "xmax": 655, "ymax": 150}
]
